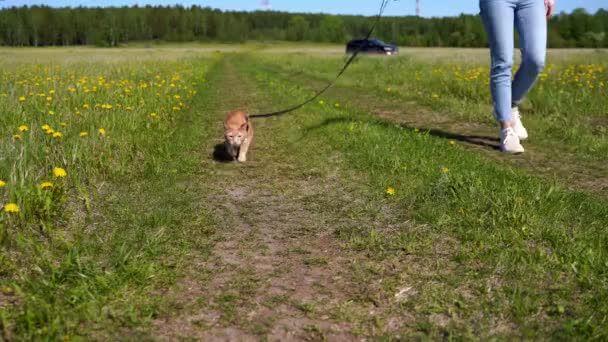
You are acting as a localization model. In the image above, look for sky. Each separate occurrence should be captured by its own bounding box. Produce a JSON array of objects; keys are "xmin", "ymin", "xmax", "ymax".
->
[{"xmin": 1, "ymin": 0, "xmax": 605, "ymax": 17}]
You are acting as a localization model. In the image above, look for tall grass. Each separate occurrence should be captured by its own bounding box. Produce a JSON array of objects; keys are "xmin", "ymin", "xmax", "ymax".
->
[{"xmin": 0, "ymin": 50, "xmax": 219, "ymax": 339}]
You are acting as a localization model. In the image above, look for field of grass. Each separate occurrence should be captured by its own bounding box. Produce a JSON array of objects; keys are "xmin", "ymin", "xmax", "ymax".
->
[{"xmin": 0, "ymin": 46, "xmax": 607, "ymax": 340}]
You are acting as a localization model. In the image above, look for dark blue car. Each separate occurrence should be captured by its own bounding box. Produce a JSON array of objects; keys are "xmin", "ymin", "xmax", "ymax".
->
[{"xmin": 346, "ymin": 38, "xmax": 399, "ymax": 55}]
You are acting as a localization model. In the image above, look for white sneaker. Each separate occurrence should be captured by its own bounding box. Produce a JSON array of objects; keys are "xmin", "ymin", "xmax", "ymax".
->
[
  {"xmin": 500, "ymin": 128, "xmax": 525, "ymax": 154},
  {"xmin": 511, "ymin": 107, "xmax": 528, "ymax": 140}
]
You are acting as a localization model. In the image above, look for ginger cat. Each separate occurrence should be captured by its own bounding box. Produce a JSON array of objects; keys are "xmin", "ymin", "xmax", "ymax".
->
[{"xmin": 223, "ymin": 110, "xmax": 254, "ymax": 162}]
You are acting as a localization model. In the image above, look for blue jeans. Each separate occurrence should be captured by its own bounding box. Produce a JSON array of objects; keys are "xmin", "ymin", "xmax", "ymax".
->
[{"xmin": 480, "ymin": 0, "xmax": 547, "ymax": 123}]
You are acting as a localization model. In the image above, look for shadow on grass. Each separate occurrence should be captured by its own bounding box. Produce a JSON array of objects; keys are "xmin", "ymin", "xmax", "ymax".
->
[
  {"xmin": 304, "ymin": 117, "xmax": 501, "ymax": 151},
  {"xmin": 212, "ymin": 143, "xmax": 235, "ymax": 163}
]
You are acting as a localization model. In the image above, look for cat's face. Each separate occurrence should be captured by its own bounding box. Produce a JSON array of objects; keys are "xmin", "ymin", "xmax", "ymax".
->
[{"xmin": 224, "ymin": 126, "xmax": 247, "ymax": 146}]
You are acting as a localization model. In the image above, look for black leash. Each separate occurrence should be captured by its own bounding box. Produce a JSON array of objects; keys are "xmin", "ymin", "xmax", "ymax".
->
[{"xmin": 250, "ymin": 0, "xmax": 394, "ymax": 119}]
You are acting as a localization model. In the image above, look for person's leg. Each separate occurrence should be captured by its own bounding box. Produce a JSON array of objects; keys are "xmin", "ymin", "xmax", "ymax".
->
[
  {"xmin": 512, "ymin": 0, "xmax": 547, "ymax": 105},
  {"xmin": 480, "ymin": 0, "xmax": 516, "ymax": 126}
]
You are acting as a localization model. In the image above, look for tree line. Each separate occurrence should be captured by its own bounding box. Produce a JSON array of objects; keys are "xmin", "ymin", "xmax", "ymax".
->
[{"xmin": 0, "ymin": 5, "xmax": 606, "ymax": 48}]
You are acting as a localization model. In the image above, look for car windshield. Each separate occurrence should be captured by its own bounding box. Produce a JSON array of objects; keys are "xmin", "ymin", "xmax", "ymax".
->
[{"xmin": 368, "ymin": 39, "xmax": 385, "ymax": 45}]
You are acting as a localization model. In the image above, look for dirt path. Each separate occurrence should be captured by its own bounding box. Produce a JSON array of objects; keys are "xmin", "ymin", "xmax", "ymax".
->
[{"xmin": 151, "ymin": 56, "xmax": 419, "ymax": 341}]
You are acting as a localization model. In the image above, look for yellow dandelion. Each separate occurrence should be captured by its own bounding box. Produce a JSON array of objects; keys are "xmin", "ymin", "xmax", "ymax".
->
[
  {"xmin": 49, "ymin": 110, "xmax": 55, "ymax": 115},
  {"xmin": 18, "ymin": 125, "xmax": 29, "ymax": 132},
  {"xmin": 13, "ymin": 134, "xmax": 21, "ymax": 140},
  {"xmin": 432, "ymin": 94, "xmax": 439, "ymax": 99},
  {"xmin": 49, "ymin": 90, "xmax": 55, "ymax": 94},
  {"xmin": 41, "ymin": 124, "xmax": 51, "ymax": 131},
  {"xmin": 40, "ymin": 181, "xmax": 54, "ymax": 189},
  {"xmin": 60, "ymin": 122, "xmax": 67, "ymax": 127},
  {"xmin": 386, "ymin": 187, "xmax": 396, "ymax": 196},
  {"xmin": 98, "ymin": 128, "xmax": 106, "ymax": 136},
  {"xmin": 4, "ymin": 203, "xmax": 19, "ymax": 213},
  {"xmin": 79, "ymin": 132, "xmax": 88, "ymax": 137},
  {"xmin": 45, "ymin": 128, "xmax": 55, "ymax": 135},
  {"xmin": 441, "ymin": 167, "xmax": 450, "ymax": 174},
  {"xmin": 449, "ymin": 140, "xmax": 456, "ymax": 145},
  {"xmin": 335, "ymin": 103, "xmax": 340, "ymax": 108},
  {"xmin": 52, "ymin": 132, "xmax": 63, "ymax": 138},
  {"xmin": 83, "ymin": 104, "xmax": 90, "ymax": 109},
  {"xmin": 19, "ymin": 96, "xmax": 26, "ymax": 102},
  {"xmin": 0, "ymin": 180, "xmax": 5, "ymax": 187},
  {"xmin": 53, "ymin": 167, "xmax": 67, "ymax": 178},
  {"xmin": 46, "ymin": 96, "xmax": 53, "ymax": 102}
]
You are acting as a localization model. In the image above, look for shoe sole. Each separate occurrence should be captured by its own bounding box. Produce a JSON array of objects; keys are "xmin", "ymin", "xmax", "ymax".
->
[{"xmin": 501, "ymin": 148, "xmax": 525, "ymax": 154}]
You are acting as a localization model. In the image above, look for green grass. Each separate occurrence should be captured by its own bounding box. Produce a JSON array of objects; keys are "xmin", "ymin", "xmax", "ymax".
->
[
  {"xmin": 238, "ymin": 54, "xmax": 608, "ymax": 339},
  {"xmin": 1, "ymin": 47, "xmax": 607, "ymax": 340},
  {"xmin": 252, "ymin": 50, "xmax": 608, "ymax": 162},
  {"xmin": 0, "ymin": 50, "xmax": 221, "ymax": 339}
]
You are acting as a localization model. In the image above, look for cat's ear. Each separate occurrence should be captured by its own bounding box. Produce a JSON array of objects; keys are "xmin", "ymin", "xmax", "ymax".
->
[{"xmin": 240, "ymin": 122, "xmax": 249, "ymax": 131}]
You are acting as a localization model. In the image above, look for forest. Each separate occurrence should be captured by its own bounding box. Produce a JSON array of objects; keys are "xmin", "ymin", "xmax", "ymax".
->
[{"xmin": 0, "ymin": 5, "xmax": 606, "ymax": 48}]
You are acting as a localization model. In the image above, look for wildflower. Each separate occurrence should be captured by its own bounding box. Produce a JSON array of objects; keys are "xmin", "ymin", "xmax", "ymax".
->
[
  {"xmin": 449, "ymin": 140, "xmax": 456, "ymax": 145},
  {"xmin": 386, "ymin": 87, "xmax": 392, "ymax": 92},
  {"xmin": 40, "ymin": 181, "xmax": 54, "ymax": 189},
  {"xmin": 52, "ymin": 132, "xmax": 63, "ymax": 138},
  {"xmin": 335, "ymin": 103, "xmax": 340, "ymax": 108},
  {"xmin": 126, "ymin": 106, "xmax": 133, "ymax": 111},
  {"xmin": 0, "ymin": 180, "xmax": 5, "ymax": 187},
  {"xmin": 46, "ymin": 96, "xmax": 53, "ymax": 102},
  {"xmin": 83, "ymin": 104, "xmax": 89, "ymax": 109},
  {"xmin": 432, "ymin": 94, "xmax": 439, "ymax": 99},
  {"xmin": 45, "ymin": 128, "xmax": 55, "ymax": 135},
  {"xmin": 98, "ymin": 128, "xmax": 106, "ymax": 136},
  {"xmin": 319, "ymin": 100, "xmax": 325, "ymax": 105},
  {"xmin": 18, "ymin": 125, "xmax": 29, "ymax": 132},
  {"xmin": 60, "ymin": 122, "xmax": 67, "ymax": 127},
  {"xmin": 4, "ymin": 203, "xmax": 19, "ymax": 213},
  {"xmin": 386, "ymin": 187, "xmax": 396, "ymax": 196},
  {"xmin": 49, "ymin": 90, "xmax": 55, "ymax": 95},
  {"xmin": 79, "ymin": 132, "xmax": 88, "ymax": 137},
  {"xmin": 441, "ymin": 167, "xmax": 449, "ymax": 174},
  {"xmin": 53, "ymin": 167, "xmax": 67, "ymax": 178},
  {"xmin": 13, "ymin": 134, "xmax": 21, "ymax": 140},
  {"xmin": 41, "ymin": 124, "xmax": 51, "ymax": 131},
  {"xmin": 19, "ymin": 96, "xmax": 26, "ymax": 102},
  {"xmin": 49, "ymin": 110, "xmax": 55, "ymax": 115}
]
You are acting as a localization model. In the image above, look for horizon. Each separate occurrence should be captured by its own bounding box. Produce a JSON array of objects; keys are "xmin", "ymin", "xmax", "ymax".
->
[{"xmin": 1, "ymin": 0, "xmax": 606, "ymax": 18}]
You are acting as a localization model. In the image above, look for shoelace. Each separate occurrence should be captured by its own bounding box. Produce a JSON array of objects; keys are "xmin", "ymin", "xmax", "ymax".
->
[{"xmin": 502, "ymin": 129, "xmax": 517, "ymax": 144}]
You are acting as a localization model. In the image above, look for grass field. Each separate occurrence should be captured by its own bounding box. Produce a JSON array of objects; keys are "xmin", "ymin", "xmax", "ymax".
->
[{"xmin": 0, "ymin": 45, "xmax": 607, "ymax": 340}]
